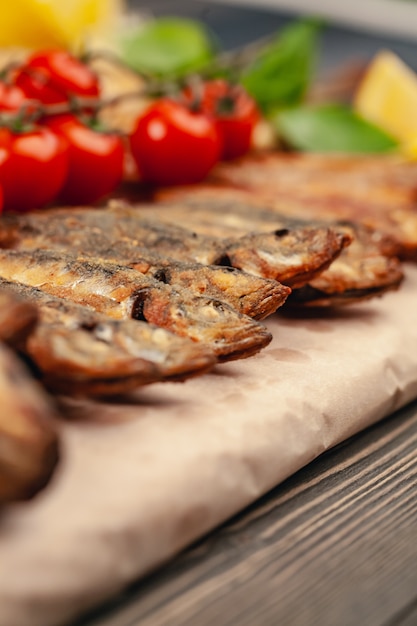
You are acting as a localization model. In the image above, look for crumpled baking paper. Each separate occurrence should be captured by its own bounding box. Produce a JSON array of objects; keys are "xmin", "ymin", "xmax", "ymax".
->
[{"xmin": 1, "ymin": 265, "xmax": 417, "ymax": 626}]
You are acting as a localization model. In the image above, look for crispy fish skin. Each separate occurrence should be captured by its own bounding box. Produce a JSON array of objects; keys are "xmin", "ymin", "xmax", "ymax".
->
[
  {"xmin": 220, "ymin": 228, "xmax": 349, "ymax": 288},
  {"xmin": 0, "ymin": 211, "xmax": 290, "ymax": 319},
  {"xmin": 296, "ymin": 222, "xmax": 404, "ymax": 306},
  {"xmin": 0, "ymin": 207, "xmax": 223, "ymax": 263},
  {"xmin": 153, "ymin": 183, "xmax": 401, "ymax": 259},
  {"xmin": 0, "ymin": 342, "xmax": 59, "ymax": 504},
  {"xmin": 0, "ymin": 203, "xmax": 348, "ymax": 289},
  {"xmin": 0, "ymin": 249, "xmax": 272, "ymax": 362},
  {"xmin": 0, "ymin": 280, "xmax": 216, "ymax": 395},
  {"xmin": 153, "ymin": 185, "xmax": 404, "ymax": 305},
  {"xmin": 210, "ymin": 152, "xmax": 417, "ymax": 260},
  {"xmin": 0, "ymin": 289, "xmax": 38, "ymax": 344},
  {"xmin": 151, "ymin": 186, "xmax": 314, "ymax": 238},
  {"xmin": 126, "ymin": 258, "xmax": 290, "ymax": 320},
  {"xmin": 109, "ymin": 202, "xmax": 349, "ymax": 287},
  {"xmin": 0, "ymin": 204, "xmax": 197, "ymax": 261}
]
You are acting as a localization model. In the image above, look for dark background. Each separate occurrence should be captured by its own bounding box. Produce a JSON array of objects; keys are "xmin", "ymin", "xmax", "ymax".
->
[{"xmin": 127, "ymin": 0, "xmax": 417, "ymax": 71}]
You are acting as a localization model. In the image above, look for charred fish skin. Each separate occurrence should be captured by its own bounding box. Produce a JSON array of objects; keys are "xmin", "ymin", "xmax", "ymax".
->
[
  {"xmin": 303, "ymin": 222, "xmax": 404, "ymax": 305},
  {"xmin": 220, "ymin": 228, "xmax": 349, "ymax": 288},
  {"xmin": 75, "ymin": 249, "xmax": 290, "ymax": 322},
  {"xmin": 210, "ymin": 152, "xmax": 417, "ymax": 260},
  {"xmin": 109, "ymin": 203, "xmax": 349, "ymax": 288},
  {"xmin": 0, "ymin": 249, "xmax": 272, "ymax": 362},
  {"xmin": 0, "ymin": 203, "xmax": 348, "ymax": 289},
  {"xmin": 0, "ymin": 198, "xmax": 400, "ymax": 308},
  {"xmin": 0, "ymin": 207, "xmax": 222, "ymax": 264},
  {"xmin": 0, "ymin": 279, "xmax": 216, "ymax": 395},
  {"xmin": 27, "ymin": 323, "xmax": 214, "ymax": 396},
  {"xmin": 151, "ymin": 185, "xmax": 404, "ymax": 305},
  {"xmin": 0, "ymin": 211, "xmax": 290, "ymax": 320},
  {"xmin": 108, "ymin": 200, "xmax": 351, "ymax": 287},
  {"xmin": 135, "ymin": 287, "xmax": 272, "ymax": 362},
  {"xmin": 165, "ymin": 186, "xmax": 402, "ymax": 262},
  {"xmin": 136, "ymin": 260, "xmax": 290, "ymax": 320},
  {"xmin": 150, "ymin": 187, "xmax": 326, "ymax": 237},
  {"xmin": 288, "ymin": 281, "xmax": 401, "ymax": 308},
  {"xmin": 0, "ymin": 342, "xmax": 59, "ymax": 504}
]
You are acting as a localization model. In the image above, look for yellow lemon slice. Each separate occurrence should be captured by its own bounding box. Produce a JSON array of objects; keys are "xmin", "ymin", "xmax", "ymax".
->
[
  {"xmin": 403, "ymin": 133, "xmax": 417, "ymax": 159},
  {"xmin": 0, "ymin": 0, "xmax": 125, "ymax": 50},
  {"xmin": 354, "ymin": 50, "xmax": 417, "ymax": 144}
]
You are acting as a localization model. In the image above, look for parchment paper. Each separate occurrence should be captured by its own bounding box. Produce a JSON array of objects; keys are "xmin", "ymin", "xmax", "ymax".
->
[{"xmin": 2, "ymin": 265, "xmax": 417, "ymax": 626}]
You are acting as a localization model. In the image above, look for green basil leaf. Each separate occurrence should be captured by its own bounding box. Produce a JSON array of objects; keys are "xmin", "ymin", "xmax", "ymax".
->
[
  {"xmin": 241, "ymin": 20, "xmax": 321, "ymax": 112},
  {"xmin": 120, "ymin": 18, "xmax": 215, "ymax": 78},
  {"xmin": 274, "ymin": 104, "xmax": 399, "ymax": 153}
]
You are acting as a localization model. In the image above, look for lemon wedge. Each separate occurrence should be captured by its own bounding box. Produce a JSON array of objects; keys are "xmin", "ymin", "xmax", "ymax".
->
[
  {"xmin": 403, "ymin": 134, "xmax": 417, "ymax": 159},
  {"xmin": 0, "ymin": 0, "xmax": 125, "ymax": 51},
  {"xmin": 354, "ymin": 50, "xmax": 417, "ymax": 147}
]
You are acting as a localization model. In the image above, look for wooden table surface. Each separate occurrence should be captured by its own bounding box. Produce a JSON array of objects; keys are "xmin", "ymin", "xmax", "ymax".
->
[{"xmin": 76, "ymin": 398, "xmax": 417, "ymax": 626}]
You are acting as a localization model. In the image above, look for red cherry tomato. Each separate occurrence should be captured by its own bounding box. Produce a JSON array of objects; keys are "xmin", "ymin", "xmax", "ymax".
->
[
  {"xmin": 0, "ymin": 130, "xmax": 11, "ymax": 176},
  {"xmin": 129, "ymin": 99, "xmax": 222, "ymax": 186},
  {"xmin": 0, "ymin": 127, "xmax": 68, "ymax": 213},
  {"xmin": 189, "ymin": 80, "xmax": 260, "ymax": 160},
  {"xmin": 15, "ymin": 50, "xmax": 100, "ymax": 105},
  {"xmin": 45, "ymin": 114, "xmax": 124, "ymax": 205},
  {"xmin": 0, "ymin": 184, "xmax": 3, "ymax": 214},
  {"xmin": 0, "ymin": 82, "xmax": 27, "ymax": 112}
]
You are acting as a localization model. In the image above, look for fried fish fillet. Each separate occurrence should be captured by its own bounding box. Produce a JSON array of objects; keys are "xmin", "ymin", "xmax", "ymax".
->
[
  {"xmin": 151, "ymin": 185, "xmax": 404, "ymax": 305},
  {"xmin": 211, "ymin": 152, "xmax": 417, "ymax": 260},
  {"xmin": 0, "ymin": 281, "xmax": 216, "ymax": 395},
  {"xmin": 0, "ymin": 341, "xmax": 59, "ymax": 504},
  {"xmin": 109, "ymin": 202, "xmax": 349, "ymax": 287},
  {"xmin": 0, "ymin": 204, "xmax": 349, "ymax": 288},
  {"xmin": 0, "ymin": 249, "xmax": 272, "ymax": 362},
  {"xmin": 0, "ymin": 211, "xmax": 290, "ymax": 320},
  {"xmin": 289, "ymin": 222, "xmax": 403, "ymax": 306},
  {"xmin": 125, "ymin": 256, "xmax": 290, "ymax": 319}
]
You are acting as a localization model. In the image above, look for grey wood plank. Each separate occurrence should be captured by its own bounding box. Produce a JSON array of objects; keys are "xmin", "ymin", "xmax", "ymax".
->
[
  {"xmin": 76, "ymin": 400, "xmax": 417, "ymax": 626},
  {"xmin": 391, "ymin": 600, "xmax": 417, "ymax": 626}
]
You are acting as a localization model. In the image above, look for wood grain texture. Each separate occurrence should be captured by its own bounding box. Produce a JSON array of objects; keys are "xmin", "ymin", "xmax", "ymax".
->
[{"xmin": 76, "ymin": 399, "xmax": 417, "ymax": 626}]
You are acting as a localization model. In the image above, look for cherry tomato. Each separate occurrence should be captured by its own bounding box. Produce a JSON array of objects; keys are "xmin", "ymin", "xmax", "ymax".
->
[
  {"xmin": 129, "ymin": 99, "xmax": 222, "ymax": 186},
  {"xmin": 0, "ymin": 130, "xmax": 11, "ymax": 169},
  {"xmin": 0, "ymin": 126, "xmax": 68, "ymax": 212},
  {"xmin": 189, "ymin": 80, "xmax": 260, "ymax": 160},
  {"xmin": 45, "ymin": 114, "xmax": 124, "ymax": 204},
  {"xmin": 0, "ymin": 82, "xmax": 27, "ymax": 112},
  {"xmin": 15, "ymin": 50, "xmax": 100, "ymax": 106},
  {"xmin": 0, "ymin": 184, "xmax": 3, "ymax": 214}
]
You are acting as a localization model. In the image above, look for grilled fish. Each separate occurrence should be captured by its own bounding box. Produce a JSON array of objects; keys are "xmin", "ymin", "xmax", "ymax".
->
[
  {"xmin": 0, "ymin": 289, "xmax": 38, "ymax": 345},
  {"xmin": 211, "ymin": 152, "xmax": 417, "ymax": 260},
  {"xmin": 0, "ymin": 341, "xmax": 59, "ymax": 504},
  {"xmin": 289, "ymin": 223, "xmax": 403, "ymax": 306},
  {"xmin": 107, "ymin": 202, "xmax": 350, "ymax": 288},
  {"xmin": 125, "ymin": 256, "xmax": 290, "ymax": 320},
  {"xmin": 0, "ymin": 249, "xmax": 272, "ymax": 362},
  {"xmin": 0, "ymin": 211, "xmax": 290, "ymax": 320},
  {"xmin": 0, "ymin": 203, "xmax": 349, "ymax": 288},
  {"xmin": 0, "ymin": 281, "xmax": 216, "ymax": 395},
  {"xmin": 152, "ymin": 184, "xmax": 404, "ymax": 305}
]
